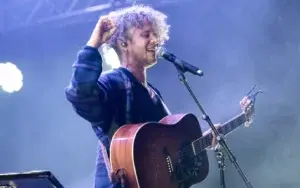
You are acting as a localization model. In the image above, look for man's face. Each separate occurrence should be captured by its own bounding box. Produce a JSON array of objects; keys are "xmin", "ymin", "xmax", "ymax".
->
[{"xmin": 126, "ymin": 23, "xmax": 159, "ymax": 68}]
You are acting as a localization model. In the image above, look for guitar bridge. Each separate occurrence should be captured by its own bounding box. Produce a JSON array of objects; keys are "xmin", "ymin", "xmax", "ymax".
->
[{"xmin": 163, "ymin": 147, "xmax": 174, "ymax": 174}]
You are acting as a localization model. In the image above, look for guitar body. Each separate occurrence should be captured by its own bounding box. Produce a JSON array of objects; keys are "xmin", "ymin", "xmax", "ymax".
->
[{"xmin": 110, "ymin": 113, "xmax": 209, "ymax": 188}]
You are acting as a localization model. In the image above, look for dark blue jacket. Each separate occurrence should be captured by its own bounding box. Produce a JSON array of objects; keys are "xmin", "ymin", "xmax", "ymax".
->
[{"xmin": 65, "ymin": 45, "xmax": 171, "ymax": 150}]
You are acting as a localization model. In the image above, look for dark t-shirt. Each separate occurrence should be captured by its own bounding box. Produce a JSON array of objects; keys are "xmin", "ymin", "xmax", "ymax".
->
[{"xmin": 114, "ymin": 67, "xmax": 168, "ymax": 125}]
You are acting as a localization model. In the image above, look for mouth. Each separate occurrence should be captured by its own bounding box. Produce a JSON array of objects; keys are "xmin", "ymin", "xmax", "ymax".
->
[
  {"xmin": 147, "ymin": 49, "xmax": 156, "ymax": 56},
  {"xmin": 147, "ymin": 43, "xmax": 158, "ymax": 51},
  {"xmin": 147, "ymin": 48, "xmax": 156, "ymax": 52},
  {"xmin": 147, "ymin": 44, "xmax": 159, "ymax": 57},
  {"xmin": 146, "ymin": 49, "xmax": 157, "ymax": 62}
]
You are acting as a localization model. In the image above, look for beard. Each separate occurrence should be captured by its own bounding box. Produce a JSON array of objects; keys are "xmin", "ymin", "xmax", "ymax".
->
[
  {"xmin": 130, "ymin": 50, "xmax": 157, "ymax": 68},
  {"xmin": 144, "ymin": 51, "xmax": 157, "ymax": 68}
]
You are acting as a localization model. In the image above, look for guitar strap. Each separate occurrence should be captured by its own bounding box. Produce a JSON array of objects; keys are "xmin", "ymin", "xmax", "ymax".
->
[
  {"xmin": 114, "ymin": 68, "xmax": 133, "ymax": 124},
  {"xmin": 149, "ymin": 85, "xmax": 172, "ymax": 115},
  {"xmin": 105, "ymin": 68, "xmax": 133, "ymax": 150}
]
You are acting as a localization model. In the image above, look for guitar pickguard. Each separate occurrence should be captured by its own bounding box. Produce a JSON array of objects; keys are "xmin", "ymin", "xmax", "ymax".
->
[
  {"xmin": 174, "ymin": 153, "xmax": 204, "ymax": 183},
  {"xmin": 163, "ymin": 141, "xmax": 205, "ymax": 187}
]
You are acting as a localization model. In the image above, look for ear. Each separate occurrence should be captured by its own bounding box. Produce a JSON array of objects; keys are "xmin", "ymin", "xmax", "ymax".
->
[{"xmin": 117, "ymin": 39, "xmax": 127, "ymax": 52}]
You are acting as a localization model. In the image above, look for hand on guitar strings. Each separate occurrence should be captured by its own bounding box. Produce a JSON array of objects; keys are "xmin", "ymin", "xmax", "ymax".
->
[
  {"xmin": 203, "ymin": 96, "xmax": 251, "ymax": 151},
  {"xmin": 201, "ymin": 95, "xmax": 247, "ymax": 151},
  {"xmin": 240, "ymin": 93, "xmax": 257, "ymax": 127},
  {"xmin": 203, "ymin": 123, "xmax": 221, "ymax": 150}
]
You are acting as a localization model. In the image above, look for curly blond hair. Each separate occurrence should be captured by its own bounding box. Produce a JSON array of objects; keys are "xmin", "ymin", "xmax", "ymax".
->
[{"xmin": 106, "ymin": 4, "xmax": 170, "ymax": 55}]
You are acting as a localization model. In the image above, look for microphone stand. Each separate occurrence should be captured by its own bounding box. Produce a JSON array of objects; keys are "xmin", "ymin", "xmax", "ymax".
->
[
  {"xmin": 173, "ymin": 65, "xmax": 253, "ymax": 188},
  {"xmin": 215, "ymin": 145, "xmax": 226, "ymax": 188}
]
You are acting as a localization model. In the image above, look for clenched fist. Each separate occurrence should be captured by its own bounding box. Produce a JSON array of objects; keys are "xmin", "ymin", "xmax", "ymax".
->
[{"xmin": 87, "ymin": 16, "xmax": 117, "ymax": 48}]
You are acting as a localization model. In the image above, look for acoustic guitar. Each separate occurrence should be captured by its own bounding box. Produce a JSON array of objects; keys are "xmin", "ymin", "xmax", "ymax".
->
[{"xmin": 110, "ymin": 95, "xmax": 255, "ymax": 188}]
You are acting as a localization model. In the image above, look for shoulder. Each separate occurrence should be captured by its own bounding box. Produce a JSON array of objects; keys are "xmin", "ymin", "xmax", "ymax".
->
[
  {"xmin": 98, "ymin": 68, "xmax": 129, "ymax": 90},
  {"xmin": 100, "ymin": 68, "xmax": 122, "ymax": 81}
]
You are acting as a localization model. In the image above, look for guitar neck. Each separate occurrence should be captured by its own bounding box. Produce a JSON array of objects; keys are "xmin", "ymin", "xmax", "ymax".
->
[{"xmin": 192, "ymin": 112, "xmax": 247, "ymax": 154}]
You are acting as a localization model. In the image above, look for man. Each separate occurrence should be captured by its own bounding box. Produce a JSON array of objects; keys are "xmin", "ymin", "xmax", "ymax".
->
[
  {"xmin": 65, "ymin": 5, "xmax": 173, "ymax": 187},
  {"xmin": 65, "ymin": 4, "xmax": 247, "ymax": 188}
]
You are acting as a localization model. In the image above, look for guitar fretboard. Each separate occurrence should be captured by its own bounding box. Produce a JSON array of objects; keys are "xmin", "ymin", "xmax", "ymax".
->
[{"xmin": 191, "ymin": 113, "xmax": 247, "ymax": 155}]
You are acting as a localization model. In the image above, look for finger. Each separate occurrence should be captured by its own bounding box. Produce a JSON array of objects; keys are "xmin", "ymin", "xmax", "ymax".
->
[
  {"xmin": 106, "ymin": 19, "xmax": 114, "ymax": 25},
  {"xmin": 103, "ymin": 21, "xmax": 116, "ymax": 33},
  {"xmin": 97, "ymin": 16, "xmax": 108, "ymax": 27},
  {"xmin": 109, "ymin": 26, "xmax": 117, "ymax": 35},
  {"xmin": 103, "ymin": 17, "xmax": 114, "ymax": 25},
  {"xmin": 203, "ymin": 128, "xmax": 211, "ymax": 136},
  {"xmin": 214, "ymin": 123, "xmax": 221, "ymax": 127},
  {"xmin": 240, "ymin": 96, "xmax": 247, "ymax": 103},
  {"xmin": 211, "ymin": 132, "xmax": 217, "ymax": 148},
  {"xmin": 242, "ymin": 97, "xmax": 250, "ymax": 105},
  {"xmin": 98, "ymin": 17, "xmax": 110, "ymax": 29},
  {"xmin": 101, "ymin": 26, "xmax": 117, "ymax": 42},
  {"xmin": 104, "ymin": 28, "xmax": 117, "ymax": 40},
  {"xmin": 240, "ymin": 99, "xmax": 246, "ymax": 106}
]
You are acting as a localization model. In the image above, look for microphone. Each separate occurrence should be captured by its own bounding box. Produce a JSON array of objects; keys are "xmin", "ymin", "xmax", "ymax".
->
[{"xmin": 157, "ymin": 47, "xmax": 203, "ymax": 77}]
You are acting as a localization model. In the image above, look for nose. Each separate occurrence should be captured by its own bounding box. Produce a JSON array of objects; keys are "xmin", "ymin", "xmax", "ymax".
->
[{"xmin": 150, "ymin": 33, "xmax": 158, "ymax": 44}]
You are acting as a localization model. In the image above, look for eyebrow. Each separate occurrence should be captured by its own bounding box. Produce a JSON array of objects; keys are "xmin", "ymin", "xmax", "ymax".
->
[{"xmin": 141, "ymin": 29, "xmax": 151, "ymax": 33}]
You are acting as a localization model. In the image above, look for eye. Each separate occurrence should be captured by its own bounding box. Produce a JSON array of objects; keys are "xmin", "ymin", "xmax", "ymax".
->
[{"xmin": 141, "ymin": 32, "xmax": 150, "ymax": 38}]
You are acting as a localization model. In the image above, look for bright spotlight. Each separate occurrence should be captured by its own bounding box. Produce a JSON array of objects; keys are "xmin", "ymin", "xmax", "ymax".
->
[
  {"xmin": 0, "ymin": 62, "xmax": 23, "ymax": 93},
  {"xmin": 99, "ymin": 44, "xmax": 120, "ymax": 70}
]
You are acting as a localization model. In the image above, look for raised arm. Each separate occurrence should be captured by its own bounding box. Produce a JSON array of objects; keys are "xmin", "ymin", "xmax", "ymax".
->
[
  {"xmin": 65, "ymin": 16, "xmax": 117, "ymax": 124},
  {"xmin": 65, "ymin": 46, "xmax": 108, "ymax": 121}
]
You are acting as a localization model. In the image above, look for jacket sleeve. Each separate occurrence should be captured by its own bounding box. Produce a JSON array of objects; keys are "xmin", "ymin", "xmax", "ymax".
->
[{"xmin": 64, "ymin": 46, "xmax": 115, "ymax": 124}]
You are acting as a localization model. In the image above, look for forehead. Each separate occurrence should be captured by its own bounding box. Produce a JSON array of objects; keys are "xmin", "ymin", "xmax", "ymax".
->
[{"xmin": 129, "ymin": 23, "xmax": 154, "ymax": 34}]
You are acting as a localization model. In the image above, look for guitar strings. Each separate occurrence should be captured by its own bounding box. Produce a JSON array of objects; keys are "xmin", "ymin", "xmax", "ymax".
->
[
  {"xmin": 177, "ymin": 132, "xmax": 216, "ymax": 161},
  {"xmin": 176, "ymin": 142, "xmax": 200, "ymax": 160},
  {"xmin": 176, "ymin": 135, "xmax": 210, "ymax": 159}
]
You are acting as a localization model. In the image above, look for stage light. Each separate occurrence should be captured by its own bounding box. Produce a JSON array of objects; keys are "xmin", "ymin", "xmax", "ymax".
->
[
  {"xmin": 99, "ymin": 44, "xmax": 120, "ymax": 70},
  {"xmin": 0, "ymin": 62, "xmax": 23, "ymax": 93}
]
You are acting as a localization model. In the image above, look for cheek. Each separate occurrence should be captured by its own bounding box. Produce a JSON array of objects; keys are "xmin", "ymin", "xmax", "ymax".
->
[
  {"xmin": 129, "ymin": 40, "xmax": 148, "ymax": 56},
  {"xmin": 135, "ymin": 44, "xmax": 147, "ymax": 55},
  {"xmin": 135, "ymin": 39, "xmax": 148, "ymax": 48}
]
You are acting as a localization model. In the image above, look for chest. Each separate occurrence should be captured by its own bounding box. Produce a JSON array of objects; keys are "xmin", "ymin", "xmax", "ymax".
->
[
  {"xmin": 114, "ymin": 83, "xmax": 167, "ymax": 124},
  {"xmin": 132, "ymin": 85, "xmax": 166, "ymax": 122}
]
